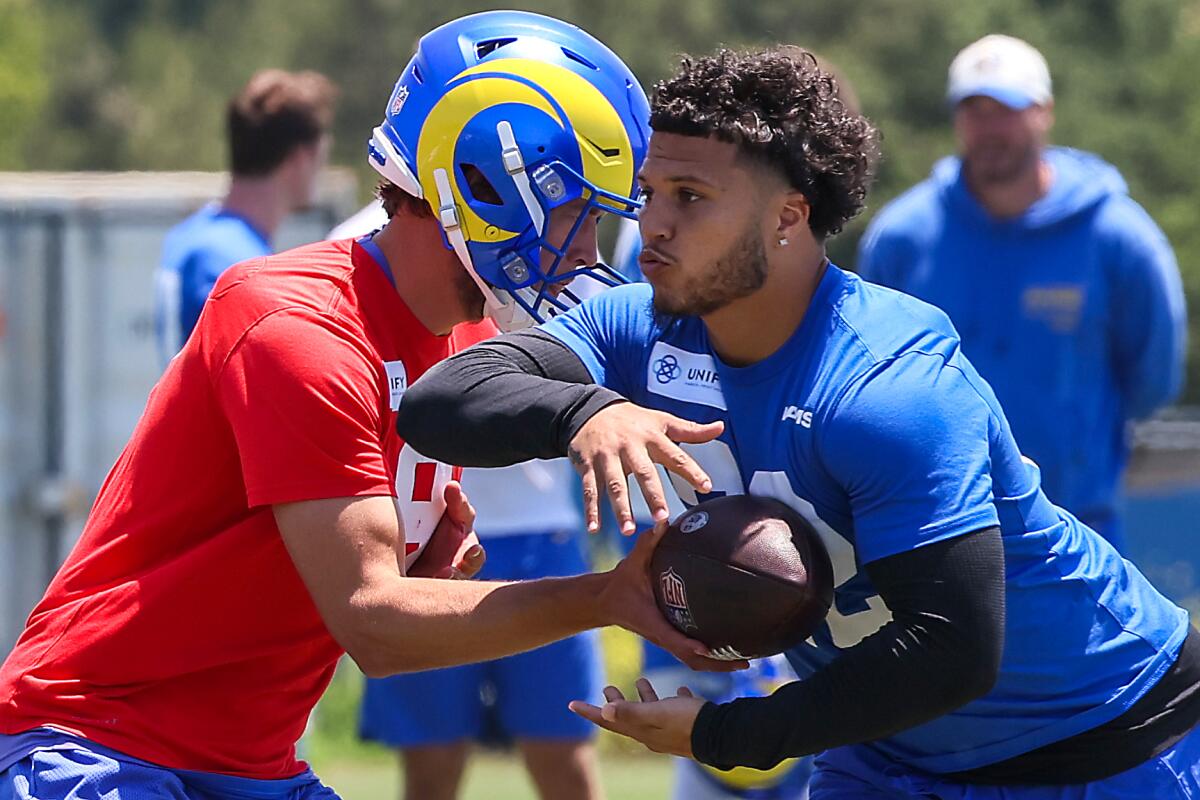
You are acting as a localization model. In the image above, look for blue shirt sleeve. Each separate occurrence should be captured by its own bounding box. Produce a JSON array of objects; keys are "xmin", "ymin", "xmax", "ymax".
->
[
  {"xmin": 1101, "ymin": 197, "xmax": 1187, "ymax": 419},
  {"xmin": 819, "ymin": 351, "xmax": 1000, "ymax": 564},
  {"xmin": 539, "ymin": 283, "xmax": 659, "ymax": 399}
]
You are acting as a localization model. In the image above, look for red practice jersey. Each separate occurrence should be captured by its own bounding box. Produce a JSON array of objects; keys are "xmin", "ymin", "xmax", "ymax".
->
[{"xmin": 0, "ymin": 238, "xmax": 494, "ymax": 778}]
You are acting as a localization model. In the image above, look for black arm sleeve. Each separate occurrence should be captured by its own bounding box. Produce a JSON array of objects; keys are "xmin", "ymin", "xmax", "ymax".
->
[
  {"xmin": 691, "ymin": 526, "xmax": 1006, "ymax": 771},
  {"xmin": 396, "ymin": 328, "xmax": 626, "ymax": 466}
]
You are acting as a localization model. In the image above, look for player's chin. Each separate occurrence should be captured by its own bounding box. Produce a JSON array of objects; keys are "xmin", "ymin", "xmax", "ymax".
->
[{"xmin": 464, "ymin": 288, "xmax": 489, "ymax": 323}]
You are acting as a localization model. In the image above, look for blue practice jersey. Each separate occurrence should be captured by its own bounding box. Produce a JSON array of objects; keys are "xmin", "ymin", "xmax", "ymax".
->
[
  {"xmin": 155, "ymin": 204, "xmax": 271, "ymax": 364},
  {"xmin": 541, "ymin": 264, "xmax": 1190, "ymax": 774}
]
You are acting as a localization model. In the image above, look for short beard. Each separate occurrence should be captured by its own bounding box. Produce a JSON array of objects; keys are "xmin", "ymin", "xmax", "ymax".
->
[
  {"xmin": 966, "ymin": 141, "xmax": 1040, "ymax": 187},
  {"xmin": 455, "ymin": 267, "xmax": 488, "ymax": 322},
  {"xmin": 652, "ymin": 221, "xmax": 768, "ymax": 320}
]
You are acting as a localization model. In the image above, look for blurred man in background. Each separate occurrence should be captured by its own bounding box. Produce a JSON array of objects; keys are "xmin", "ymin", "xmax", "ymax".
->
[
  {"xmin": 858, "ymin": 34, "xmax": 1187, "ymax": 549},
  {"xmin": 155, "ymin": 68, "xmax": 336, "ymax": 361}
]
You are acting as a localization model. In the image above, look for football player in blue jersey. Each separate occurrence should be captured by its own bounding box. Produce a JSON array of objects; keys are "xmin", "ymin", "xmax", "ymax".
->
[
  {"xmin": 396, "ymin": 47, "xmax": 1200, "ymax": 798},
  {"xmin": 155, "ymin": 69, "xmax": 336, "ymax": 363}
]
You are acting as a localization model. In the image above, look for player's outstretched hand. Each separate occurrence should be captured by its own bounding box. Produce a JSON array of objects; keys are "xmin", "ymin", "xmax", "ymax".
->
[
  {"xmin": 409, "ymin": 481, "xmax": 486, "ymax": 580},
  {"xmin": 569, "ymin": 679, "xmax": 703, "ymax": 758},
  {"xmin": 599, "ymin": 524, "xmax": 748, "ymax": 672},
  {"xmin": 569, "ymin": 402, "xmax": 724, "ymax": 535}
]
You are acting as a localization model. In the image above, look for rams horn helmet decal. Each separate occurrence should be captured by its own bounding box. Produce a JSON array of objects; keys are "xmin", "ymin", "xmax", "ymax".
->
[{"xmin": 368, "ymin": 11, "xmax": 650, "ymax": 331}]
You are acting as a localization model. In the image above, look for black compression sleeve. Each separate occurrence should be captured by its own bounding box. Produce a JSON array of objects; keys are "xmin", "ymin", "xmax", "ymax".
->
[
  {"xmin": 691, "ymin": 526, "xmax": 1006, "ymax": 771},
  {"xmin": 395, "ymin": 329, "xmax": 625, "ymax": 466}
]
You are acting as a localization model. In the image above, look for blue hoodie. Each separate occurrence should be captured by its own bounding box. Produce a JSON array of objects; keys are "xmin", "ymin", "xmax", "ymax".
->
[{"xmin": 857, "ymin": 146, "xmax": 1186, "ymax": 547}]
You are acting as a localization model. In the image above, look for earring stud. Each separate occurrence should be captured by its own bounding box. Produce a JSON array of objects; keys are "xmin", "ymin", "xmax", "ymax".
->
[{"xmin": 778, "ymin": 237, "xmax": 789, "ymax": 246}]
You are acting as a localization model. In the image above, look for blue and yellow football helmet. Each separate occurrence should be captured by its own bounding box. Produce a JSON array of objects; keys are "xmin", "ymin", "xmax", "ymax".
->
[{"xmin": 368, "ymin": 11, "xmax": 650, "ymax": 330}]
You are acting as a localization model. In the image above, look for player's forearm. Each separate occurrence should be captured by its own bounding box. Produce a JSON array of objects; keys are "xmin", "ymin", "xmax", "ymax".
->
[
  {"xmin": 343, "ymin": 571, "xmax": 609, "ymax": 676},
  {"xmin": 692, "ymin": 528, "xmax": 1006, "ymax": 770},
  {"xmin": 397, "ymin": 329, "xmax": 622, "ymax": 466}
]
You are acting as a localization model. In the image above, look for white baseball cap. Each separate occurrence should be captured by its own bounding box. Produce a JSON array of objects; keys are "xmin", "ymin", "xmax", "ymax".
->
[{"xmin": 947, "ymin": 34, "xmax": 1052, "ymax": 109}]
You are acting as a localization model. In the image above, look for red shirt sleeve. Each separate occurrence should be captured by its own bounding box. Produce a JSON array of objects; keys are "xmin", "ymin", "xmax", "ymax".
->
[{"xmin": 215, "ymin": 308, "xmax": 393, "ymax": 507}]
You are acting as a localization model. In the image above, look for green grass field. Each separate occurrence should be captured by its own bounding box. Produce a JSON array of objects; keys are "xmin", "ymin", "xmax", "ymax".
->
[
  {"xmin": 308, "ymin": 625, "xmax": 675, "ymax": 799},
  {"xmin": 311, "ymin": 750, "xmax": 673, "ymax": 800}
]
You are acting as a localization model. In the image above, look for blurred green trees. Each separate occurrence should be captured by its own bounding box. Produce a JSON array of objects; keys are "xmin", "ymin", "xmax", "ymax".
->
[{"xmin": 3, "ymin": 0, "xmax": 1199, "ymax": 398}]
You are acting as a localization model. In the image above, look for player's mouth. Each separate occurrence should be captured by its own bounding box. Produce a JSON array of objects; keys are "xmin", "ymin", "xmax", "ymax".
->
[{"xmin": 638, "ymin": 247, "xmax": 675, "ymax": 278}]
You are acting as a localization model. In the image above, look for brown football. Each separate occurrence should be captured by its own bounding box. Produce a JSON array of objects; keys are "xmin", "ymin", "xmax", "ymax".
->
[{"xmin": 650, "ymin": 494, "xmax": 835, "ymax": 660}]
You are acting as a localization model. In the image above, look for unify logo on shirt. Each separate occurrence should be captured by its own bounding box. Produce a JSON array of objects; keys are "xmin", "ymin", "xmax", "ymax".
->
[
  {"xmin": 646, "ymin": 342, "xmax": 727, "ymax": 410},
  {"xmin": 384, "ymin": 360, "xmax": 408, "ymax": 411}
]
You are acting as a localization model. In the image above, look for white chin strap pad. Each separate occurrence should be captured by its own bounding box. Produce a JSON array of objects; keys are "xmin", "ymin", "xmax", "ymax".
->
[
  {"xmin": 486, "ymin": 287, "xmax": 540, "ymax": 332},
  {"xmin": 429, "ymin": 165, "xmax": 540, "ymax": 333}
]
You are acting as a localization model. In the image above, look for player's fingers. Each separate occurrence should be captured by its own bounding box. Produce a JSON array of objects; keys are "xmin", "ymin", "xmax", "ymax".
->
[
  {"xmin": 602, "ymin": 685, "xmax": 626, "ymax": 704},
  {"xmin": 626, "ymin": 453, "xmax": 671, "ymax": 530},
  {"xmin": 455, "ymin": 543, "xmax": 486, "ymax": 579},
  {"xmin": 644, "ymin": 618, "xmax": 746, "ymax": 672},
  {"xmin": 568, "ymin": 701, "xmax": 615, "ymax": 730},
  {"xmin": 577, "ymin": 466, "xmax": 601, "ymax": 534},
  {"xmin": 635, "ymin": 677, "xmax": 659, "ymax": 702},
  {"xmin": 571, "ymin": 702, "xmax": 662, "ymax": 753},
  {"xmin": 648, "ymin": 438, "xmax": 713, "ymax": 496},
  {"xmin": 662, "ymin": 415, "xmax": 724, "ymax": 445},
  {"xmin": 605, "ymin": 699, "xmax": 656, "ymax": 728},
  {"xmin": 683, "ymin": 651, "xmax": 749, "ymax": 672},
  {"xmin": 594, "ymin": 451, "xmax": 635, "ymax": 535},
  {"xmin": 442, "ymin": 481, "xmax": 476, "ymax": 528},
  {"xmin": 677, "ymin": 686, "xmax": 695, "ymax": 698},
  {"xmin": 600, "ymin": 696, "xmax": 655, "ymax": 727},
  {"xmin": 627, "ymin": 524, "xmax": 666, "ymax": 563},
  {"xmin": 661, "ymin": 627, "xmax": 748, "ymax": 672}
]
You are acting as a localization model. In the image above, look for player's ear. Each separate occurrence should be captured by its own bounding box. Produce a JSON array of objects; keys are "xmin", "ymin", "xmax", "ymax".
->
[{"xmin": 775, "ymin": 190, "xmax": 810, "ymax": 248}]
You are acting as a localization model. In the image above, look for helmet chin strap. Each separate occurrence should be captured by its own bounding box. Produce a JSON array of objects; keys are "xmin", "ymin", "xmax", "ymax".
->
[
  {"xmin": 432, "ymin": 166, "xmax": 538, "ymax": 332},
  {"xmin": 487, "ymin": 288, "xmax": 541, "ymax": 332},
  {"xmin": 496, "ymin": 120, "xmax": 545, "ymax": 236}
]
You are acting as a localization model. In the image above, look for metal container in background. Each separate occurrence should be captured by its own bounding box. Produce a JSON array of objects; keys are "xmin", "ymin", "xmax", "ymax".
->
[{"xmin": 0, "ymin": 171, "xmax": 358, "ymax": 651}]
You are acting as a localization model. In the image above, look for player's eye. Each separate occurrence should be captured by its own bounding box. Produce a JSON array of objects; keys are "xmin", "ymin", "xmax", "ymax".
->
[{"xmin": 678, "ymin": 189, "xmax": 702, "ymax": 203}]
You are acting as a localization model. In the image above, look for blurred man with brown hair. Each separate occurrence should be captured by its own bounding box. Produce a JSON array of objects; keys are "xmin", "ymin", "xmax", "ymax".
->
[{"xmin": 155, "ymin": 68, "xmax": 337, "ymax": 361}]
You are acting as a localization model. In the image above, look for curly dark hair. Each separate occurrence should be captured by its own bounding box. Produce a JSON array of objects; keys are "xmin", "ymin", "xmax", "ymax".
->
[{"xmin": 651, "ymin": 47, "xmax": 879, "ymax": 239}]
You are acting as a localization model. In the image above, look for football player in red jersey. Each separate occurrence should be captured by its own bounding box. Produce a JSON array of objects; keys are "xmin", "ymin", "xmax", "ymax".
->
[{"xmin": 0, "ymin": 12, "xmax": 729, "ymax": 800}]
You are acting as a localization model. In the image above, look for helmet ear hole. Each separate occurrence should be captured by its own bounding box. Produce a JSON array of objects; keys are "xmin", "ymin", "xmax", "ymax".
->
[{"xmin": 460, "ymin": 163, "xmax": 503, "ymax": 205}]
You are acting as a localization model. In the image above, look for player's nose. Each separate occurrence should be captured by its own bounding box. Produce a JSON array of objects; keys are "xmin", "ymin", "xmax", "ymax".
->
[{"xmin": 563, "ymin": 214, "xmax": 600, "ymax": 269}]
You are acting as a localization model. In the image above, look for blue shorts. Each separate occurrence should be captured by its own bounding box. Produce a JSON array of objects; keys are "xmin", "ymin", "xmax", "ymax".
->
[
  {"xmin": 0, "ymin": 734, "xmax": 338, "ymax": 800},
  {"xmin": 359, "ymin": 532, "xmax": 603, "ymax": 746},
  {"xmin": 810, "ymin": 722, "xmax": 1200, "ymax": 799}
]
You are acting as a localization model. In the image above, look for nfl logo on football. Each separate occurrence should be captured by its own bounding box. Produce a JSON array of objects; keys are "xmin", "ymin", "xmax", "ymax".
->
[{"xmin": 659, "ymin": 568, "xmax": 697, "ymax": 631}]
